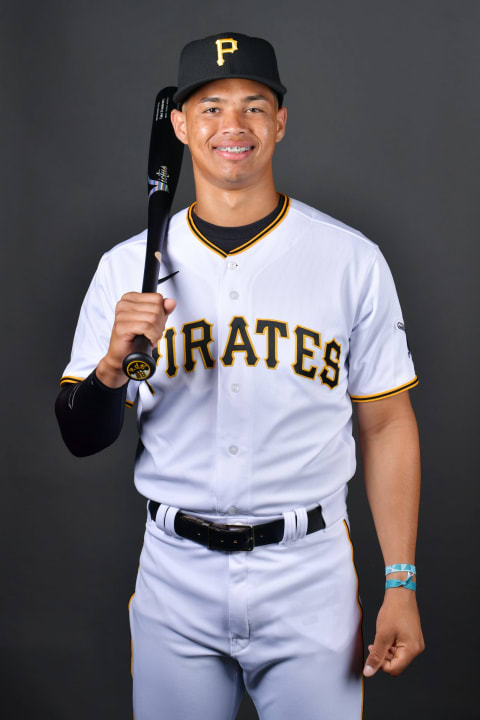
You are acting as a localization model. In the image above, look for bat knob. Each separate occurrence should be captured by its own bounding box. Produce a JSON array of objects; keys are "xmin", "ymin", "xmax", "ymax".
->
[
  {"xmin": 123, "ymin": 353, "xmax": 156, "ymax": 380},
  {"xmin": 123, "ymin": 335, "xmax": 157, "ymax": 380}
]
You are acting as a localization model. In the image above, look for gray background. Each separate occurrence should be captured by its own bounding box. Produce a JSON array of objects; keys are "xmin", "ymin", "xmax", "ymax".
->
[{"xmin": 2, "ymin": 0, "xmax": 478, "ymax": 717}]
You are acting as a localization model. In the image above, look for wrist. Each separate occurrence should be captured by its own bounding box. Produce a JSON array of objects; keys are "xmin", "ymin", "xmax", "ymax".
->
[
  {"xmin": 384, "ymin": 585, "xmax": 418, "ymax": 603},
  {"xmin": 96, "ymin": 356, "xmax": 128, "ymax": 388},
  {"xmin": 385, "ymin": 563, "xmax": 417, "ymax": 593}
]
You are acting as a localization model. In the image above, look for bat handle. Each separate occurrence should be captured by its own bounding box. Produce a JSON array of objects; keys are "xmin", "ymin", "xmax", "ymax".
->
[{"xmin": 123, "ymin": 335, "xmax": 156, "ymax": 380}]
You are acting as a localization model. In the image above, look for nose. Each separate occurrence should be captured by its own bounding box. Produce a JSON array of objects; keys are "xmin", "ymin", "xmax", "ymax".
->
[{"xmin": 219, "ymin": 107, "xmax": 248, "ymax": 135}]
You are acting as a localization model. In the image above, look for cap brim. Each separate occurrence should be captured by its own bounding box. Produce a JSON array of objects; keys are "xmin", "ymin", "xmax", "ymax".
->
[{"xmin": 173, "ymin": 74, "xmax": 287, "ymax": 105}]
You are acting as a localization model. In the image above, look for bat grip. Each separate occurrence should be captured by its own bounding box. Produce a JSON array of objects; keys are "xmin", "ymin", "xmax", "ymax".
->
[
  {"xmin": 122, "ymin": 198, "xmax": 170, "ymax": 381},
  {"xmin": 122, "ymin": 335, "xmax": 156, "ymax": 380}
]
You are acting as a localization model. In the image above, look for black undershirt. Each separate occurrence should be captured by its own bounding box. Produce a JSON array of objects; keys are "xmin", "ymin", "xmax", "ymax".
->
[
  {"xmin": 191, "ymin": 193, "xmax": 283, "ymax": 255},
  {"xmin": 55, "ymin": 199, "xmax": 283, "ymax": 456}
]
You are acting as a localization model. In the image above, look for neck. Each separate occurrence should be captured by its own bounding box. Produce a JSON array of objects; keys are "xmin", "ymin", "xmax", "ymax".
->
[{"xmin": 193, "ymin": 178, "xmax": 280, "ymax": 227}]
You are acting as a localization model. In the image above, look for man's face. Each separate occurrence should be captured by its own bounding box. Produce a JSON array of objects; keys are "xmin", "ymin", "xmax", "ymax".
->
[{"xmin": 171, "ymin": 78, "xmax": 287, "ymax": 191}]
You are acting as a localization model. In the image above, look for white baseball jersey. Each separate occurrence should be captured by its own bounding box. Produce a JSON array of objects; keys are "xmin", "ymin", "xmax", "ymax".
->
[{"xmin": 61, "ymin": 195, "xmax": 417, "ymax": 515}]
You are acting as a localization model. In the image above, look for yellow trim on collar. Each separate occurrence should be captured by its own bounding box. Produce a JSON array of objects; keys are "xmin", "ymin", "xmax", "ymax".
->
[
  {"xmin": 350, "ymin": 376, "xmax": 419, "ymax": 403},
  {"xmin": 186, "ymin": 194, "xmax": 291, "ymax": 258}
]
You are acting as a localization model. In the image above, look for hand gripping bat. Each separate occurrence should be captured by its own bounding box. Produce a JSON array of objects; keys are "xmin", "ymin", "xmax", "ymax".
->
[{"xmin": 122, "ymin": 87, "xmax": 184, "ymax": 381}]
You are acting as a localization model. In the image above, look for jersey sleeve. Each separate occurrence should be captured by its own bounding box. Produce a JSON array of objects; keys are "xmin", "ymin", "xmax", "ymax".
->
[
  {"xmin": 347, "ymin": 248, "xmax": 418, "ymax": 403},
  {"xmin": 60, "ymin": 255, "xmax": 138, "ymax": 408}
]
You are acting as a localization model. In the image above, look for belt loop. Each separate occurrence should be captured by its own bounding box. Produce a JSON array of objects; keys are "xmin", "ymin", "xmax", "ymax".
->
[
  {"xmin": 280, "ymin": 506, "xmax": 309, "ymax": 545},
  {"xmin": 154, "ymin": 503, "xmax": 167, "ymax": 529},
  {"xmin": 280, "ymin": 509, "xmax": 296, "ymax": 545},
  {"xmin": 294, "ymin": 506, "xmax": 308, "ymax": 539},
  {"xmin": 155, "ymin": 503, "xmax": 182, "ymax": 538}
]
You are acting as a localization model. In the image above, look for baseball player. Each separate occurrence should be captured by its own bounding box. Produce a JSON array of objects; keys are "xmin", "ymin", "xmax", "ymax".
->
[{"xmin": 56, "ymin": 32, "xmax": 424, "ymax": 720}]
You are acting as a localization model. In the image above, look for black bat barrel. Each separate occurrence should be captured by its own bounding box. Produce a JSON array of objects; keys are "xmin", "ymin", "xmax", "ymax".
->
[{"xmin": 122, "ymin": 86, "xmax": 184, "ymax": 382}]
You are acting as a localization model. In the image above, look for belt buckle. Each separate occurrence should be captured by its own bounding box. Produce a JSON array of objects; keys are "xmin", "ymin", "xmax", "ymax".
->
[{"xmin": 208, "ymin": 523, "xmax": 255, "ymax": 551}]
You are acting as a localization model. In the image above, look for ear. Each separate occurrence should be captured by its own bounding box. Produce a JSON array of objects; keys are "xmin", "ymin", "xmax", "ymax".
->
[
  {"xmin": 170, "ymin": 109, "xmax": 188, "ymax": 145},
  {"xmin": 275, "ymin": 106, "xmax": 287, "ymax": 143}
]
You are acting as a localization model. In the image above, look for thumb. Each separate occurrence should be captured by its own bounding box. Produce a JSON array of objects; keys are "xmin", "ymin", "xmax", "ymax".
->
[
  {"xmin": 163, "ymin": 298, "xmax": 176, "ymax": 315},
  {"xmin": 363, "ymin": 634, "xmax": 392, "ymax": 677}
]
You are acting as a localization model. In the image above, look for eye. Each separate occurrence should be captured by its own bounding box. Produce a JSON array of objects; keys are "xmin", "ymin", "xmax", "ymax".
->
[
  {"xmin": 203, "ymin": 107, "xmax": 219, "ymax": 113},
  {"xmin": 246, "ymin": 107, "xmax": 263, "ymax": 113}
]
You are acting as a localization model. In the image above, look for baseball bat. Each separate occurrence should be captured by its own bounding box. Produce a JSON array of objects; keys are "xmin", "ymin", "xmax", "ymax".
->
[{"xmin": 122, "ymin": 86, "xmax": 184, "ymax": 381}]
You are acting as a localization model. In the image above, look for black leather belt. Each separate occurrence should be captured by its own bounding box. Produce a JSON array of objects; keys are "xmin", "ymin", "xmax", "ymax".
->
[{"xmin": 148, "ymin": 501, "xmax": 326, "ymax": 552}]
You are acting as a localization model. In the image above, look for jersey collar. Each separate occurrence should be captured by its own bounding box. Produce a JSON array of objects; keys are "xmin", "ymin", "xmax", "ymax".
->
[{"xmin": 186, "ymin": 194, "xmax": 291, "ymax": 258}]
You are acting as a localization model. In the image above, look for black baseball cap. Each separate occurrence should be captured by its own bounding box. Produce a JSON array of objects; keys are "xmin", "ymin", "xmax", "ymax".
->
[{"xmin": 173, "ymin": 32, "xmax": 287, "ymax": 106}]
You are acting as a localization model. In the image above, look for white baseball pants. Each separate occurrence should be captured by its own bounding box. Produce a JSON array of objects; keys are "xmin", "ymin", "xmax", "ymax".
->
[{"xmin": 129, "ymin": 486, "xmax": 364, "ymax": 719}]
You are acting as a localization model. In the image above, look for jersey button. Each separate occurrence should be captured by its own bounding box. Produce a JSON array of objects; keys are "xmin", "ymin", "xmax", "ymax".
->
[
  {"xmin": 231, "ymin": 383, "xmax": 240, "ymax": 393},
  {"xmin": 229, "ymin": 290, "xmax": 239, "ymax": 300},
  {"xmin": 227, "ymin": 261, "xmax": 238, "ymax": 270},
  {"xmin": 229, "ymin": 445, "xmax": 239, "ymax": 455},
  {"xmin": 228, "ymin": 506, "xmax": 239, "ymax": 515}
]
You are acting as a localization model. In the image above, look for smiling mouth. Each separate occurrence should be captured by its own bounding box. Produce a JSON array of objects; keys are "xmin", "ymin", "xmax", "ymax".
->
[{"xmin": 214, "ymin": 146, "xmax": 254, "ymax": 154}]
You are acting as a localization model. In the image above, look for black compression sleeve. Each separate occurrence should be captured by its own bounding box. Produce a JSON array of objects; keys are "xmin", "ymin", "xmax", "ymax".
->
[{"xmin": 55, "ymin": 370, "xmax": 129, "ymax": 457}]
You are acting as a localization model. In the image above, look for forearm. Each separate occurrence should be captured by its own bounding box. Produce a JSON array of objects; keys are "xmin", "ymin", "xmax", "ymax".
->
[
  {"xmin": 358, "ymin": 394, "xmax": 421, "ymax": 576},
  {"xmin": 55, "ymin": 369, "xmax": 128, "ymax": 456},
  {"xmin": 358, "ymin": 393, "xmax": 424, "ymax": 676}
]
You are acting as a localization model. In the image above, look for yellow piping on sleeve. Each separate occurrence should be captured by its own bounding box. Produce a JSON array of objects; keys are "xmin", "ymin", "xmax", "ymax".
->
[
  {"xmin": 350, "ymin": 376, "xmax": 418, "ymax": 403},
  {"xmin": 60, "ymin": 375, "xmax": 84, "ymax": 385}
]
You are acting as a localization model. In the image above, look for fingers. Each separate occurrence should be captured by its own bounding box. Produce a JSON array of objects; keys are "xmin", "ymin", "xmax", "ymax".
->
[
  {"xmin": 367, "ymin": 643, "xmax": 397, "ymax": 668},
  {"xmin": 163, "ymin": 297, "xmax": 177, "ymax": 315},
  {"xmin": 368, "ymin": 644, "xmax": 395, "ymax": 661},
  {"xmin": 119, "ymin": 292, "xmax": 175, "ymax": 315},
  {"xmin": 364, "ymin": 635, "xmax": 425, "ymax": 678},
  {"xmin": 364, "ymin": 593, "xmax": 425, "ymax": 678},
  {"xmin": 97, "ymin": 292, "xmax": 176, "ymax": 387},
  {"xmin": 107, "ymin": 292, "xmax": 176, "ymax": 367},
  {"xmin": 115, "ymin": 313, "xmax": 161, "ymax": 348},
  {"xmin": 380, "ymin": 646, "xmax": 413, "ymax": 677},
  {"xmin": 363, "ymin": 633, "xmax": 394, "ymax": 677},
  {"xmin": 366, "ymin": 644, "xmax": 414, "ymax": 677},
  {"xmin": 118, "ymin": 292, "xmax": 167, "ymax": 316},
  {"xmin": 115, "ymin": 292, "xmax": 174, "ymax": 343}
]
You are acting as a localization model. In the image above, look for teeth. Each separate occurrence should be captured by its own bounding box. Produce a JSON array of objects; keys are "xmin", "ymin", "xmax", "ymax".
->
[{"xmin": 216, "ymin": 146, "xmax": 251, "ymax": 153}]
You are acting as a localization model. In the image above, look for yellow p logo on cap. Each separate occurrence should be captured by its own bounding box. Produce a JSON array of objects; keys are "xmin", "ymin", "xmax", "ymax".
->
[{"xmin": 215, "ymin": 38, "xmax": 238, "ymax": 66}]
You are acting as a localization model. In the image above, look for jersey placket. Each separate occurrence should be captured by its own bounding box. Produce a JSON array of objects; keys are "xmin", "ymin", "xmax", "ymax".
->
[
  {"xmin": 214, "ymin": 256, "xmax": 252, "ymax": 516},
  {"xmin": 213, "ymin": 255, "xmax": 253, "ymax": 651}
]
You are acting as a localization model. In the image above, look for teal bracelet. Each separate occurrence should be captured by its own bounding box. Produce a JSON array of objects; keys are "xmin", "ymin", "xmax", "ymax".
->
[{"xmin": 385, "ymin": 563, "xmax": 417, "ymax": 591}]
